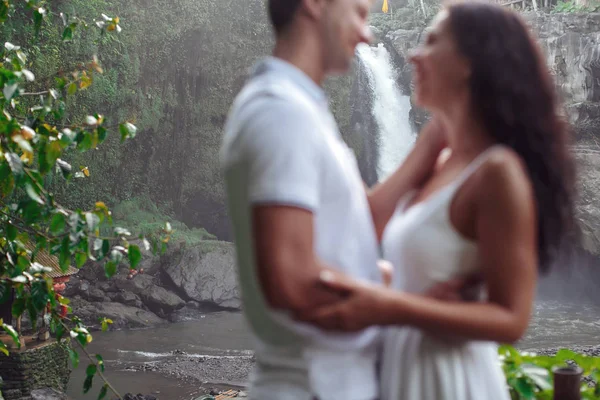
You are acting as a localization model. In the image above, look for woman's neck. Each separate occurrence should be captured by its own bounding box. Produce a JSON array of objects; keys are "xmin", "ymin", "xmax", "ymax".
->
[{"xmin": 436, "ymin": 100, "xmax": 494, "ymax": 160}]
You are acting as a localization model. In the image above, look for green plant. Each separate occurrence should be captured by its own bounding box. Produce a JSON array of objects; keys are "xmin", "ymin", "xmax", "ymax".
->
[
  {"xmin": 500, "ymin": 345, "xmax": 600, "ymax": 399},
  {"xmin": 0, "ymin": 1, "xmax": 171, "ymax": 398},
  {"xmin": 552, "ymin": 0, "xmax": 600, "ymax": 12}
]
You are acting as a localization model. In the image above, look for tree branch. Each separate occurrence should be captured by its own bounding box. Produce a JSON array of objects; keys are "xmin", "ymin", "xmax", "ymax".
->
[
  {"xmin": 60, "ymin": 320, "xmax": 122, "ymax": 399},
  {"xmin": 21, "ymin": 91, "xmax": 49, "ymax": 96}
]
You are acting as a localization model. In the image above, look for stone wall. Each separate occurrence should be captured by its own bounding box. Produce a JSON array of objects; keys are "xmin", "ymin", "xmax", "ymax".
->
[{"xmin": 0, "ymin": 341, "xmax": 70, "ymax": 400}]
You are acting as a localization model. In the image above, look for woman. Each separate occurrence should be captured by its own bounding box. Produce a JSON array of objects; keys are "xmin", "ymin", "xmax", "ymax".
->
[{"xmin": 298, "ymin": 3, "xmax": 576, "ymax": 399}]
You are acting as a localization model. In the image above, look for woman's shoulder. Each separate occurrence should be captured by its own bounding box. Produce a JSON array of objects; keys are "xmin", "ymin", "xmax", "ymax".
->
[{"xmin": 473, "ymin": 145, "xmax": 535, "ymax": 214}]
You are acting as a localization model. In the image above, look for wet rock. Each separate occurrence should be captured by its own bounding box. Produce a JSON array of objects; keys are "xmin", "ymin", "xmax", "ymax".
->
[
  {"xmin": 70, "ymin": 299, "xmax": 165, "ymax": 329},
  {"xmin": 30, "ymin": 388, "xmax": 70, "ymax": 400},
  {"xmin": 162, "ymin": 241, "xmax": 240, "ymax": 309},
  {"xmin": 115, "ymin": 291, "xmax": 142, "ymax": 306},
  {"xmin": 140, "ymin": 285, "xmax": 185, "ymax": 315},
  {"xmin": 123, "ymin": 394, "xmax": 157, "ymax": 400},
  {"xmin": 87, "ymin": 287, "xmax": 109, "ymax": 302},
  {"xmin": 114, "ymin": 274, "xmax": 155, "ymax": 294}
]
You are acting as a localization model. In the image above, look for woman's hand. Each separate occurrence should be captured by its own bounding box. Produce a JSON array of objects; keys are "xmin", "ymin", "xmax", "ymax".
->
[
  {"xmin": 378, "ymin": 259, "xmax": 393, "ymax": 287},
  {"xmin": 295, "ymin": 271, "xmax": 395, "ymax": 332}
]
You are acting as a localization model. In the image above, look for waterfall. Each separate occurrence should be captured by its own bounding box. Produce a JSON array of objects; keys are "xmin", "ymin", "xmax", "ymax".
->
[{"xmin": 356, "ymin": 43, "xmax": 415, "ymax": 181}]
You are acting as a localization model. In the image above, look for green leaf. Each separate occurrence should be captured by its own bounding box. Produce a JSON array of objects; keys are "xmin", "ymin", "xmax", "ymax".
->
[
  {"xmin": 27, "ymin": 299, "xmax": 38, "ymax": 330},
  {"xmin": 55, "ymin": 322, "xmax": 65, "ymax": 341},
  {"xmin": 95, "ymin": 354, "xmax": 105, "ymax": 372},
  {"xmin": 33, "ymin": 9, "xmax": 44, "ymax": 35},
  {"xmin": 78, "ymin": 132, "xmax": 94, "ymax": 152},
  {"xmin": 2, "ymin": 323, "xmax": 19, "ymax": 347},
  {"xmin": 75, "ymin": 252, "xmax": 87, "ymax": 268},
  {"xmin": 514, "ymin": 376, "xmax": 535, "ymax": 399},
  {"xmin": 104, "ymin": 261, "xmax": 117, "ymax": 278},
  {"xmin": 16, "ymin": 256, "xmax": 29, "ymax": 273},
  {"xmin": 67, "ymin": 82, "xmax": 77, "ymax": 96},
  {"xmin": 50, "ymin": 213, "xmax": 66, "ymax": 234},
  {"xmin": 97, "ymin": 239, "xmax": 110, "ymax": 260},
  {"xmin": 97, "ymin": 126, "xmax": 107, "ymax": 143},
  {"xmin": 0, "ymin": 1, "xmax": 9, "ymax": 23},
  {"xmin": 100, "ymin": 318, "xmax": 112, "ymax": 332},
  {"xmin": 30, "ymin": 281, "xmax": 48, "ymax": 312},
  {"xmin": 128, "ymin": 245, "xmax": 142, "ymax": 269},
  {"xmin": 0, "ymin": 341, "xmax": 9, "ymax": 356},
  {"xmin": 11, "ymin": 298, "xmax": 25, "ymax": 320},
  {"xmin": 86, "ymin": 363, "xmax": 97, "ymax": 377},
  {"xmin": 25, "ymin": 183, "xmax": 44, "ymax": 205},
  {"xmin": 119, "ymin": 122, "xmax": 137, "ymax": 141},
  {"xmin": 68, "ymin": 347, "xmax": 79, "ymax": 368},
  {"xmin": 59, "ymin": 237, "xmax": 71, "ymax": 272},
  {"xmin": 83, "ymin": 374, "xmax": 94, "ymax": 394},
  {"xmin": 6, "ymin": 223, "xmax": 17, "ymax": 241},
  {"xmin": 62, "ymin": 26, "xmax": 73, "ymax": 41},
  {"xmin": 97, "ymin": 384, "xmax": 108, "ymax": 400},
  {"xmin": 43, "ymin": 141, "xmax": 62, "ymax": 173},
  {"xmin": 58, "ymin": 296, "xmax": 70, "ymax": 305}
]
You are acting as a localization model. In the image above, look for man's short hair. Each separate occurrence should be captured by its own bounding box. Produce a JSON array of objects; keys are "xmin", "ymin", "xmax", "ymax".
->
[{"xmin": 267, "ymin": 0, "xmax": 303, "ymax": 35}]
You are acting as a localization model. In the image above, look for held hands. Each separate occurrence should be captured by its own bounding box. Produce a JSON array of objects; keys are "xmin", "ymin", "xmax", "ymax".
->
[
  {"xmin": 295, "ymin": 271, "xmax": 392, "ymax": 332},
  {"xmin": 295, "ymin": 268, "xmax": 481, "ymax": 333}
]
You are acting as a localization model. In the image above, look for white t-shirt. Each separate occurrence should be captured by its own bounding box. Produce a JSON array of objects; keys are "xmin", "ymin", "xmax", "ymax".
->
[{"xmin": 220, "ymin": 57, "xmax": 381, "ymax": 400}]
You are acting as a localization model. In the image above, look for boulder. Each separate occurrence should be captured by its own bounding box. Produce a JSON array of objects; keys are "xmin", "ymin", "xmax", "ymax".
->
[
  {"xmin": 30, "ymin": 388, "xmax": 71, "ymax": 400},
  {"xmin": 86, "ymin": 288, "xmax": 109, "ymax": 302},
  {"xmin": 162, "ymin": 241, "xmax": 240, "ymax": 309},
  {"xmin": 140, "ymin": 285, "xmax": 186, "ymax": 315},
  {"xmin": 71, "ymin": 299, "xmax": 165, "ymax": 329},
  {"xmin": 114, "ymin": 274, "xmax": 155, "ymax": 295},
  {"xmin": 114, "ymin": 291, "xmax": 143, "ymax": 307}
]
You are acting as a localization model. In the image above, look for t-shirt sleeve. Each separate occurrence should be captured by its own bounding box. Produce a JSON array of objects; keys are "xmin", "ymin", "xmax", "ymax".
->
[{"xmin": 241, "ymin": 97, "xmax": 323, "ymax": 211}]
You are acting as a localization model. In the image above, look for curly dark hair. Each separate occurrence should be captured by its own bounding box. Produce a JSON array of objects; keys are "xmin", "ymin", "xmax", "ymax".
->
[{"xmin": 447, "ymin": 2, "xmax": 577, "ymax": 272}]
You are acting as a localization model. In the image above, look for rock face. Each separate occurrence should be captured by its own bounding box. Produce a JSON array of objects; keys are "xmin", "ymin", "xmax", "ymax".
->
[
  {"xmin": 381, "ymin": 11, "xmax": 600, "ymax": 260},
  {"xmin": 162, "ymin": 242, "xmax": 240, "ymax": 309},
  {"xmin": 30, "ymin": 388, "xmax": 71, "ymax": 400},
  {"xmin": 71, "ymin": 299, "xmax": 166, "ymax": 329}
]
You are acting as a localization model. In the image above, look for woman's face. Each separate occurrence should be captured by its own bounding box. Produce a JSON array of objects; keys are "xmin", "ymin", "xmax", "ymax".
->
[{"xmin": 409, "ymin": 10, "xmax": 471, "ymax": 112}]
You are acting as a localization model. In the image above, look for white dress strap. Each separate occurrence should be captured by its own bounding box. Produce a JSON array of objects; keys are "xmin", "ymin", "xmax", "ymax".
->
[{"xmin": 449, "ymin": 145, "xmax": 503, "ymax": 193}]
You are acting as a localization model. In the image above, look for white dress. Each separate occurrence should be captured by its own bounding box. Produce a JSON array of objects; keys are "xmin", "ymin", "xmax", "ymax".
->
[{"xmin": 380, "ymin": 148, "xmax": 511, "ymax": 400}]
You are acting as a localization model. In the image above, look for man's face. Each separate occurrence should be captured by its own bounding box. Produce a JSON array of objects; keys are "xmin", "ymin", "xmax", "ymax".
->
[{"xmin": 319, "ymin": 0, "xmax": 373, "ymax": 74}]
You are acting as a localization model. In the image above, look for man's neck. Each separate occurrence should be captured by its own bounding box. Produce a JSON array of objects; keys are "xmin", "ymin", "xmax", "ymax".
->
[{"xmin": 273, "ymin": 33, "xmax": 326, "ymax": 86}]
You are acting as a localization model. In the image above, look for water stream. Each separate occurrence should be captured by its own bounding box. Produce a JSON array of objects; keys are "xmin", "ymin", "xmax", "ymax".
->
[{"xmin": 356, "ymin": 42, "xmax": 415, "ymax": 180}]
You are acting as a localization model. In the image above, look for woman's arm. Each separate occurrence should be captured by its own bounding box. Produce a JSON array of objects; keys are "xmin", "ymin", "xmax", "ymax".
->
[
  {"xmin": 302, "ymin": 150, "xmax": 538, "ymax": 343},
  {"xmin": 367, "ymin": 118, "xmax": 447, "ymax": 241}
]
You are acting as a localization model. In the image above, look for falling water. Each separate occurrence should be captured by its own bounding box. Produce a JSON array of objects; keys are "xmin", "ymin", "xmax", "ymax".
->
[{"xmin": 356, "ymin": 42, "xmax": 415, "ymax": 180}]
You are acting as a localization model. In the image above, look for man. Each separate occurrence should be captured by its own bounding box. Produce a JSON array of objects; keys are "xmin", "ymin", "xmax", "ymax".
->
[{"xmin": 220, "ymin": 1, "xmax": 446, "ymax": 399}]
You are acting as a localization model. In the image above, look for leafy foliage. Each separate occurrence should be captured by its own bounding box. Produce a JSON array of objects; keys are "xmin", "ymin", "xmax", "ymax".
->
[
  {"xmin": 552, "ymin": 0, "xmax": 600, "ymax": 12},
  {"xmin": 0, "ymin": 0, "xmax": 171, "ymax": 397},
  {"xmin": 500, "ymin": 345, "xmax": 600, "ymax": 399}
]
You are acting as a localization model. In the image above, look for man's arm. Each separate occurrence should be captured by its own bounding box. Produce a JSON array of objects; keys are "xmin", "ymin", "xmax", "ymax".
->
[
  {"xmin": 367, "ymin": 119, "xmax": 447, "ymax": 241},
  {"xmin": 238, "ymin": 97, "xmax": 346, "ymax": 313},
  {"xmin": 253, "ymin": 205, "xmax": 346, "ymax": 311}
]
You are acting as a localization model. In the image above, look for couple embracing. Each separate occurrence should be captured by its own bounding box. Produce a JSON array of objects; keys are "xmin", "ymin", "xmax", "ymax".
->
[{"xmin": 220, "ymin": 0, "xmax": 576, "ymax": 399}]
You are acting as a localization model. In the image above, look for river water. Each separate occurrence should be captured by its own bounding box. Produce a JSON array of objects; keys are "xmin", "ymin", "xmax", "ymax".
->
[{"xmin": 67, "ymin": 301, "xmax": 600, "ymax": 399}]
